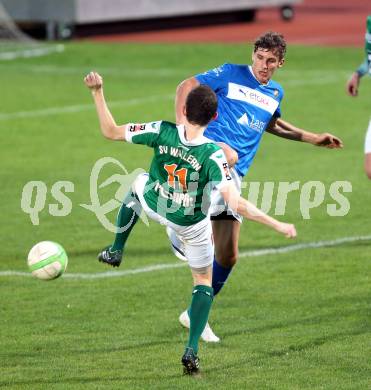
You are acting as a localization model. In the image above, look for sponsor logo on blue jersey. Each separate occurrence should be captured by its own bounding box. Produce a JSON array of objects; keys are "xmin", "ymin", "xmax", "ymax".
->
[
  {"xmin": 195, "ymin": 63, "xmax": 284, "ymax": 177},
  {"xmin": 227, "ymin": 82, "xmax": 279, "ymax": 114},
  {"xmin": 237, "ymin": 113, "xmax": 266, "ymax": 133}
]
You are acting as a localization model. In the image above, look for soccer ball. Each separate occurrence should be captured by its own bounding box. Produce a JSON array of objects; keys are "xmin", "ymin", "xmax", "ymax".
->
[{"xmin": 27, "ymin": 241, "xmax": 68, "ymax": 280}]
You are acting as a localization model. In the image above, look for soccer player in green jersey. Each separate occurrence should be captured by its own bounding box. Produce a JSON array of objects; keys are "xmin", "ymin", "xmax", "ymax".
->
[
  {"xmin": 346, "ymin": 15, "xmax": 371, "ymax": 179},
  {"xmin": 84, "ymin": 71, "xmax": 296, "ymax": 375}
]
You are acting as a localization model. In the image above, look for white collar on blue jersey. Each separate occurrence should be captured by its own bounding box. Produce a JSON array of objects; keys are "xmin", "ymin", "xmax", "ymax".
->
[
  {"xmin": 177, "ymin": 124, "xmax": 209, "ymax": 146},
  {"xmin": 248, "ymin": 65, "xmax": 271, "ymax": 86}
]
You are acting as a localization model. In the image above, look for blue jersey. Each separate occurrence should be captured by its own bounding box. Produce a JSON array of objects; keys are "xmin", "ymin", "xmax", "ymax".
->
[{"xmin": 195, "ymin": 63, "xmax": 284, "ymax": 177}]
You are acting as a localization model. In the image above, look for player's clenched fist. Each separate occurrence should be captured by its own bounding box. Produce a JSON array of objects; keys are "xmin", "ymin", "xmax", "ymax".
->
[
  {"xmin": 84, "ymin": 71, "xmax": 103, "ymax": 90},
  {"xmin": 276, "ymin": 222, "xmax": 297, "ymax": 238}
]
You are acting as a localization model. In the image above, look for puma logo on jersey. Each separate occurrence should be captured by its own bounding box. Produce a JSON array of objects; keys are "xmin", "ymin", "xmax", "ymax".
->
[{"xmin": 227, "ymin": 82, "xmax": 279, "ymax": 114}]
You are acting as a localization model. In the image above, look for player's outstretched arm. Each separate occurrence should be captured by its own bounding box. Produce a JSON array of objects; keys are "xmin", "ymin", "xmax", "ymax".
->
[
  {"xmin": 84, "ymin": 71, "xmax": 127, "ymax": 141},
  {"xmin": 266, "ymin": 117, "xmax": 343, "ymax": 149},
  {"xmin": 220, "ymin": 184, "xmax": 296, "ymax": 238},
  {"xmin": 175, "ymin": 77, "xmax": 200, "ymax": 124}
]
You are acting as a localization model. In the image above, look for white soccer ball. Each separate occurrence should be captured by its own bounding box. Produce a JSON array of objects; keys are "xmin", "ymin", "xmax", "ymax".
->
[{"xmin": 27, "ymin": 241, "xmax": 68, "ymax": 280}]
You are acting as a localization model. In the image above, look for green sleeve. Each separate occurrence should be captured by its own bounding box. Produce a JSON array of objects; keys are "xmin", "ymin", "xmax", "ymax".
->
[
  {"xmin": 125, "ymin": 121, "xmax": 162, "ymax": 147},
  {"xmin": 207, "ymin": 149, "xmax": 233, "ymax": 190}
]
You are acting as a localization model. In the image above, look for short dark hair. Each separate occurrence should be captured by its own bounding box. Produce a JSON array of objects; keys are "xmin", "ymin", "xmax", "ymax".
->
[
  {"xmin": 254, "ymin": 31, "xmax": 287, "ymax": 60},
  {"xmin": 185, "ymin": 85, "xmax": 217, "ymax": 126}
]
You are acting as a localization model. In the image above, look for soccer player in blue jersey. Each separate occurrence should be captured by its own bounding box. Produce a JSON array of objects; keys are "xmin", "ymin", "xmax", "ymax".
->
[
  {"xmin": 173, "ymin": 31, "xmax": 343, "ymax": 342},
  {"xmin": 346, "ymin": 15, "xmax": 371, "ymax": 179}
]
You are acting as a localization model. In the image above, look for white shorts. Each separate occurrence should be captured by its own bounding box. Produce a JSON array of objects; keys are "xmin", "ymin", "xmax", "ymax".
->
[
  {"xmin": 209, "ymin": 167, "xmax": 243, "ymax": 223},
  {"xmin": 365, "ymin": 118, "xmax": 371, "ymax": 154},
  {"xmin": 133, "ymin": 173, "xmax": 214, "ymax": 269}
]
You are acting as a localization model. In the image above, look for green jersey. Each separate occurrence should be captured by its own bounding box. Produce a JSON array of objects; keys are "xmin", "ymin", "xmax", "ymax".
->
[
  {"xmin": 357, "ymin": 15, "xmax": 371, "ymax": 77},
  {"xmin": 366, "ymin": 15, "xmax": 371, "ymax": 74},
  {"xmin": 126, "ymin": 120, "xmax": 232, "ymax": 226}
]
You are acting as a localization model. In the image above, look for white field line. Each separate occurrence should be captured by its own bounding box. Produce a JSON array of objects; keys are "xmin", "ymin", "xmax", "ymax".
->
[
  {"xmin": 239, "ymin": 235, "xmax": 371, "ymax": 257},
  {"xmin": 0, "ymin": 63, "xmax": 187, "ymax": 76},
  {"xmin": 0, "ymin": 44, "xmax": 64, "ymax": 61},
  {"xmin": 0, "ymin": 94, "xmax": 173, "ymax": 121},
  {"xmin": 0, "ymin": 64, "xmax": 345, "ymax": 81},
  {"xmin": 1, "ymin": 235, "xmax": 370, "ymax": 279},
  {"xmin": 0, "ymin": 75, "xmax": 342, "ymax": 122},
  {"xmin": 0, "ymin": 63, "xmax": 349, "ymax": 77}
]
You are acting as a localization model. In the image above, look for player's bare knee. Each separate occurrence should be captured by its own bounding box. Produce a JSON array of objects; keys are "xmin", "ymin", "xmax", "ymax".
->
[
  {"xmin": 216, "ymin": 250, "xmax": 239, "ymax": 268},
  {"xmin": 226, "ymin": 252, "xmax": 239, "ymax": 267},
  {"xmin": 191, "ymin": 265, "xmax": 212, "ymax": 286}
]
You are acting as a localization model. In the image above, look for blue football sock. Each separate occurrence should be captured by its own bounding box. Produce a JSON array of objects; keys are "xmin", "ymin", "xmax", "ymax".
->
[{"xmin": 212, "ymin": 258, "xmax": 232, "ymax": 296}]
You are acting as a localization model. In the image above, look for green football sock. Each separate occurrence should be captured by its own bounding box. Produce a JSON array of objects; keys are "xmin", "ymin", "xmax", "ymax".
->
[
  {"xmin": 187, "ymin": 285, "xmax": 214, "ymax": 354},
  {"xmin": 111, "ymin": 191, "xmax": 141, "ymax": 252}
]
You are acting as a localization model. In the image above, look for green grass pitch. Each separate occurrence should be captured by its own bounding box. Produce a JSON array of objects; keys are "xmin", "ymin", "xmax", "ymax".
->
[{"xmin": 0, "ymin": 42, "xmax": 370, "ymax": 389}]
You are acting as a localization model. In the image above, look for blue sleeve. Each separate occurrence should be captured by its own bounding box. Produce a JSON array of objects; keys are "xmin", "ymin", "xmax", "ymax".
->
[
  {"xmin": 274, "ymin": 106, "xmax": 281, "ymax": 118},
  {"xmin": 273, "ymin": 88, "xmax": 284, "ymax": 118},
  {"xmin": 195, "ymin": 63, "xmax": 233, "ymax": 92}
]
